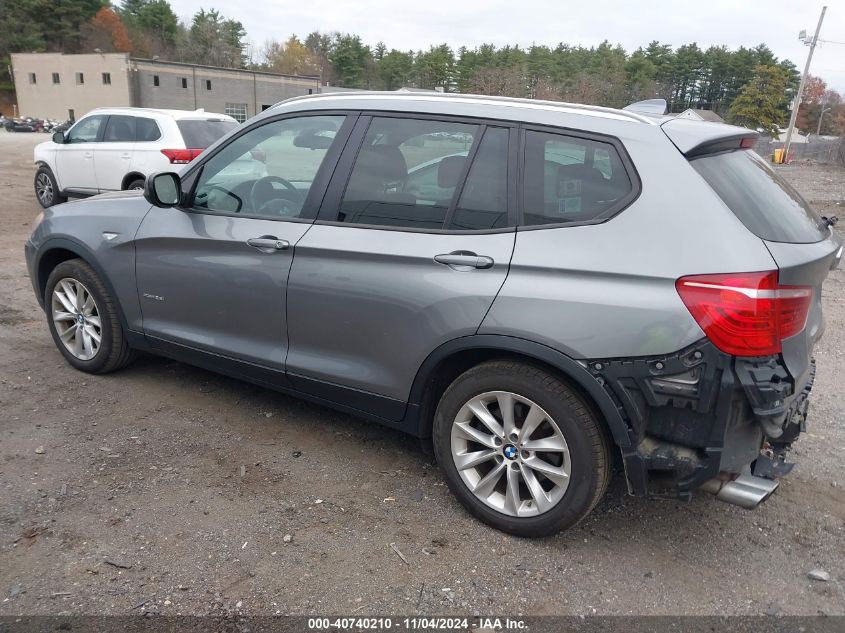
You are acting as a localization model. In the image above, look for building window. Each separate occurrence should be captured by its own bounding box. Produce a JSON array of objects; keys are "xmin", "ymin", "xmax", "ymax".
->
[
  {"xmin": 76, "ymin": 72, "xmax": 84, "ymax": 85},
  {"xmin": 153, "ymin": 75, "xmax": 160, "ymax": 87},
  {"xmin": 52, "ymin": 73, "xmax": 60, "ymax": 84},
  {"xmin": 180, "ymin": 77, "xmax": 187, "ymax": 89},
  {"xmin": 102, "ymin": 72, "xmax": 111, "ymax": 85},
  {"xmin": 205, "ymin": 79, "xmax": 212, "ymax": 90},
  {"xmin": 28, "ymin": 73, "xmax": 36, "ymax": 84},
  {"xmin": 308, "ymin": 88, "xmax": 313, "ymax": 95},
  {"xmin": 224, "ymin": 103, "xmax": 248, "ymax": 123}
]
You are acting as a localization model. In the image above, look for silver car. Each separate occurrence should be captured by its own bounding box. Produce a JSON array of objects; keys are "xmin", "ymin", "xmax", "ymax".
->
[{"xmin": 25, "ymin": 93, "xmax": 842, "ymax": 536}]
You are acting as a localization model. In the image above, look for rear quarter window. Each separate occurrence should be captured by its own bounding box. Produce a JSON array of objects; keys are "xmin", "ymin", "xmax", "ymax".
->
[
  {"xmin": 691, "ymin": 149, "xmax": 827, "ymax": 244},
  {"xmin": 136, "ymin": 117, "xmax": 161, "ymax": 142},
  {"xmin": 522, "ymin": 130, "xmax": 635, "ymax": 227},
  {"xmin": 177, "ymin": 119, "xmax": 238, "ymax": 149}
]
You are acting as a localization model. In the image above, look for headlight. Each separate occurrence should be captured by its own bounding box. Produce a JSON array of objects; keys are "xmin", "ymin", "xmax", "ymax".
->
[{"xmin": 31, "ymin": 211, "xmax": 44, "ymax": 234}]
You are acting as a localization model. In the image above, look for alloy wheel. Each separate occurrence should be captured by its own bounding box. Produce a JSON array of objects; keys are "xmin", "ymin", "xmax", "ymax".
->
[
  {"xmin": 51, "ymin": 278, "xmax": 102, "ymax": 361},
  {"xmin": 450, "ymin": 390, "xmax": 571, "ymax": 517},
  {"xmin": 36, "ymin": 173, "xmax": 53, "ymax": 205}
]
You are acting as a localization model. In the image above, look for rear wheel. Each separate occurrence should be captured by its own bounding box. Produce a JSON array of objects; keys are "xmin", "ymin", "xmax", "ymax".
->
[
  {"xmin": 126, "ymin": 177, "xmax": 145, "ymax": 191},
  {"xmin": 45, "ymin": 259, "xmax": 135, "ymax": 374},
  {"xmin": 433, "ymin": 360, "xmax": 611, "ymax": 537},
  {"xmin": 34, "ymin": 166, "xmax": 66, "ymax": 208}
]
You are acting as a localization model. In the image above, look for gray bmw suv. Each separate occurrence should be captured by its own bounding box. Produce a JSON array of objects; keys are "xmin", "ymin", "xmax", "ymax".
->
[{"xmin": 25, "ymin": 93, "xmax": 842, "ymax": 537}]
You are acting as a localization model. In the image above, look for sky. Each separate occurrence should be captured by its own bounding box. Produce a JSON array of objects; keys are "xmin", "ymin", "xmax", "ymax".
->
[{"xmin": 168, "ymin": 0, "xmax": 845, "ymax": 92}]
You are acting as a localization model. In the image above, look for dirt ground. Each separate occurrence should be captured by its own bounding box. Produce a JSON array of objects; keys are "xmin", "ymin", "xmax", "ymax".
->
[{"xmin": 0, "ymin": 132, "xmax": 844, "ymax": 617}]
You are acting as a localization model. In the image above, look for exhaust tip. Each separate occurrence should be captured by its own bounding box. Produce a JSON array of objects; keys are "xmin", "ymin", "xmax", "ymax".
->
[{"xmin": 706, "ymin": 474, "xmax": 779, "ymax": 509}]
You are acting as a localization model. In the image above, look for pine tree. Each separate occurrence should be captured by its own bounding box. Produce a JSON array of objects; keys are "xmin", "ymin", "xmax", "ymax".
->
[{"xmin": 727, "ymin": 65, "xmax": 789, "ymax": 134}]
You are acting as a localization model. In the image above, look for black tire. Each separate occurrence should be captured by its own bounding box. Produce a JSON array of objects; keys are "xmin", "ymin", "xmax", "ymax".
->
[
  {"xmin": 126, "ymin": 177, "xmax": 145, "ymax": 191},
  {"xmin": 34, "ymin": 166, "xmax": 67, "ymax": 208},
  {"xmin": 44, "ymin": 259, "xmax": 135, "ymax": 374},
  {"xmin": 433, "ymin": 360, "xmax": 611, "ymax": 537}
]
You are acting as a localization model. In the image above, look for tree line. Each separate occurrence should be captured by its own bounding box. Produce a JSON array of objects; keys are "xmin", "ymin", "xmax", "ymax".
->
[{"xmin": 1, "ymin": 0, "xmax": 843, "ymax": 134}]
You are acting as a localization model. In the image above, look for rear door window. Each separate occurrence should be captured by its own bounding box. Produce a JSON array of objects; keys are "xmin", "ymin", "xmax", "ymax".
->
[
  {"xmin": 177, "ymin": 119, "xmax": 238, "ymax": 149},
  {"xmin": 447, "ymin": 126, "xmax": 509, "ymax": 230},
  {"xmin": 691, "ymin": 149, "xmax": 827, "ymax": 243},
  {"xmin": 335, "ymin": 117, "xmax": 479, "ymax": 229},
  {"xmin": 521, "ymin": 130, "xmax": 634, "ymax": 226},
  {"xmin": 102, "ymin": 115, "xmax": 136, "ymax": 142}
]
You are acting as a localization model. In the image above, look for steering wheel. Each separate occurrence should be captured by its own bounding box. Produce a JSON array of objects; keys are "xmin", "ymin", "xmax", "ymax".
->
[{"xmin": 249, "ymin": 176, "xmax": 303, "ymax": 217}]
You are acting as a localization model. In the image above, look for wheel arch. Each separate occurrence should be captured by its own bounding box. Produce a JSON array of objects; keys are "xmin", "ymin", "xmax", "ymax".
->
[
  {"xmin": 406, "ymin": 335, "xmax": 633, "ymax": 450},
  {"xmin": 121, "ymin": 172, "xmax": 146, "ymax": 190},
  {"xmin": 35, "ymin": 239, "xmax": 130, "ymax": 332}
]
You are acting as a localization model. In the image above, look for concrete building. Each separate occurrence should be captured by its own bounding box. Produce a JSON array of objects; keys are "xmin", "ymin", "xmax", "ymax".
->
[
  {"xmin": 10, "ymin": 53, "xmax": 133, "ymax": 120},
  {"xmin": 11, "ymin": 53, "xmax": 320, "ymax": 122}
]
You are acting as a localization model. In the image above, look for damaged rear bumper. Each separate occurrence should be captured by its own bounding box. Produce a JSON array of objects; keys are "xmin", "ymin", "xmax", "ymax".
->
[{"xmin": 584, "ymin": 339, "xmax": 814, "ymax": 504}]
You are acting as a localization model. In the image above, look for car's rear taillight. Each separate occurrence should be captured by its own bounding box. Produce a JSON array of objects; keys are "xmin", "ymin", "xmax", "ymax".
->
[
  {"xmin": 161, "ymin": 149, "xmax": 203, "ymax": 164},
  {"xmin": 676, "ymin": 271, "xmax": 812, "ymax": 356}
]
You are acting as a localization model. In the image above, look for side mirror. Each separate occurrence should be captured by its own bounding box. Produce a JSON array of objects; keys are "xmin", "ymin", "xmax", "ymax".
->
[
  {"xmin": 144, "ymin": 172, "xmax": 182, "ymax": 208},
  {"xmin": 52, "ymin": 131, "xmax": 65, "ymax": 144}
]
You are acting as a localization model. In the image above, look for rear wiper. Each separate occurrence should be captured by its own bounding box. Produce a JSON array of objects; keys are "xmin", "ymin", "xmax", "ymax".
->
[{"xmin": 821, "ymin": 215, "xmax": 838, "ymax": 228}]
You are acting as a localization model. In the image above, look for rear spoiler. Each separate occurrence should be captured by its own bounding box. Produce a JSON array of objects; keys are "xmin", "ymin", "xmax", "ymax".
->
[{"xmin": 661, "ymin": 118, "xmax": 758, "ymax": 158}]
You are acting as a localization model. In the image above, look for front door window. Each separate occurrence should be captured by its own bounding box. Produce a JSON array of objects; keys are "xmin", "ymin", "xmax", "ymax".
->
[
  {"xmin": 66, "ymin": 116, "xmax": 105, "ymax": 143},
  {"xmin": 192, "ymin": 115, "xmax": 346, "ymax": 219}
]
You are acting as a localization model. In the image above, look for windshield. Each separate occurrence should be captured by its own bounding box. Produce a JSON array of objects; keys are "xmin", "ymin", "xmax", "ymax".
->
[{"xmin": 691, "ymin": 149, "xmax": 827, "ymax": 244}]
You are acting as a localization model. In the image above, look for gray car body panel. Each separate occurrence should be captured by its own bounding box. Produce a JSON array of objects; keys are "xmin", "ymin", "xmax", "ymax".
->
[
  {"xmin": 285, "ymin": 225, "xmax": 516, "ymax": 401},
  {"xmin": 481, "ymin": 126, "xmax": 778, "ymax": 359},
  {"xmin": 764, "ymin": 233, "xmax": 840, "ymax": 387},
  {"xmin": 133, "ymin": 208, "xmax": 312, "ymax": 371},
  {"xmin": 28, "ymin": 190, "xmax": 151, "ymax": 330}
]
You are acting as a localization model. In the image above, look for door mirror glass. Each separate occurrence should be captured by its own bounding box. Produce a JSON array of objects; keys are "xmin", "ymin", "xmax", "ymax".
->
[
  {"xmin": 145, "ymin": 172, "xmax": 181, "ymax": 207},
  {"xmin": 52, "ymin": 131, "xmax": 65, "ymax": 144}
]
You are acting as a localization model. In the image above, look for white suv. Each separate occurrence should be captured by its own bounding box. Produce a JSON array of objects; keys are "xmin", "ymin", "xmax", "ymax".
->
[{"xmin": 33, "ymin": 107, "xmax": 238, "ymax": 208}]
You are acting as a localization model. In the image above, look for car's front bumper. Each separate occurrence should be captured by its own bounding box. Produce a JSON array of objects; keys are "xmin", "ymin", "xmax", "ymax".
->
[
  {"xmin": 584, "ymin": 339, "xmax": 812, "ymax": 501},
  {"xmin": 24, "ymin": 240, "xmax": 42, "ymax": 308}
]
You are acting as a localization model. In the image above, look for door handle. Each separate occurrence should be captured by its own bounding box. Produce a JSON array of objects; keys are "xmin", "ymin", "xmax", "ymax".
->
[
  {"xmin": 247, "ymin": 236, "xmax": 290, "ymax": 252},
  {"xmin": 434, "ymin": 251, "xmax": 494, "ymax": 269}
]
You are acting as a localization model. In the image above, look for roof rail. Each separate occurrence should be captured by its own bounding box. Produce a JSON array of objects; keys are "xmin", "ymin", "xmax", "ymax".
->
[{"xmin": 271, "ymin": 91, "xmax": 655, "ymax": 124}]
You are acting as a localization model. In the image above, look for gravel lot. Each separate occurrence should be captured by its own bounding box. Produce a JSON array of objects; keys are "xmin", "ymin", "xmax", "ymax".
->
[{"xmin": 0, "ymin": 132, "xmax": 843, "ymax": 617}]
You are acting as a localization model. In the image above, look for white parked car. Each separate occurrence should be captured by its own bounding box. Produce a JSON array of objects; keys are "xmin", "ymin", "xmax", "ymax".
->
[{"xmin": 33, "ymin": 107, "xmax": 239, "ymax": 208}]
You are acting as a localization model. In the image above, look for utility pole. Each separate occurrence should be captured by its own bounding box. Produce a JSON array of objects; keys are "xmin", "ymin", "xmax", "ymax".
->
[{"xmin": 783, "ymin": 5, "xmax": 827, "ymax": 163}]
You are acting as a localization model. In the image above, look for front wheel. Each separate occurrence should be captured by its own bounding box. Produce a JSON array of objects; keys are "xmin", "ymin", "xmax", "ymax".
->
[
  {"xmin": 433, "ymin": 360, "xmax": 611, "ymax": 537},
  {"xmin": 34, "ymin": 166, "xmax": 67, "ymax": 208},
  {"xmin": 45, "ymin": 259, "xmax": 135, "ymax": 374}
]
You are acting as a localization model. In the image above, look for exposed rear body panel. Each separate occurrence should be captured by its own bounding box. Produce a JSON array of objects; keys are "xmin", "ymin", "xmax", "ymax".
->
[{"xmin": 765, "ymin": 234, "xmax": 841, "ymax": 387}]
